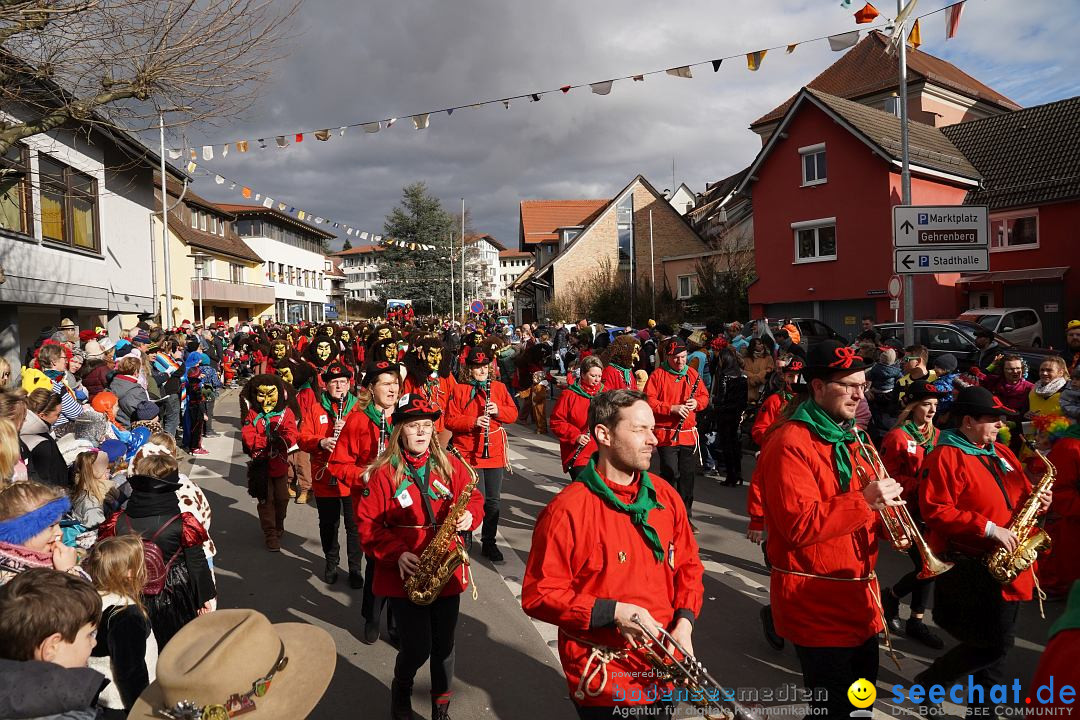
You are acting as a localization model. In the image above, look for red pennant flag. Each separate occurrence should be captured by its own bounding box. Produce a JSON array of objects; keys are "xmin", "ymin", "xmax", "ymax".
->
[
  {"xmin": 560, "ymin": 85, "xmax": 571, "ymax": 93},
  {"xmin": 295, "ymin": 133, "xmax": 303, "ymax": 142},
  {"xmin": 854, "ymin": 2, "xmax": 879, "ymax": 23}
]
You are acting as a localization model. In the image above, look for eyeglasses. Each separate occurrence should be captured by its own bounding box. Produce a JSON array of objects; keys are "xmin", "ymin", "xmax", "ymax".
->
[
  {"xmin": 157, "ymin": 643, "xmax": 288, "ymax": 720},
  {"xmin": 828, "ymin": 380, "xmax": 870, "ymax": 395}
]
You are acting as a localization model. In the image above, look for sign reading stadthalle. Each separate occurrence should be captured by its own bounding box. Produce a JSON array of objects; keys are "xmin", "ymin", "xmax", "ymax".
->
[
  {"xmin": 892, "ymin": 205, "xmax": 989, "ymax": 274},
  {"xmin": 894, "ymin": 247, "xmax": 989, "ymax": 274}
]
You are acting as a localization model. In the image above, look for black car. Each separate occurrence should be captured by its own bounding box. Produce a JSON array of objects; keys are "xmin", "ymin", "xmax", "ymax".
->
[
  {"xmin": 874, "ymin": 320, "xmax": 1058, "ymax": 381},
  {"xmin": 740, "ymin": 317, "xmax": 843, "ymax": 351}
]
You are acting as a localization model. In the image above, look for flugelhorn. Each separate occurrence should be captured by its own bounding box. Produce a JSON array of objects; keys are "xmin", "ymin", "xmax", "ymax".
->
[
  {"xmin": 853, "ymin": 433, "xmax": 953, "ymax": 579},
  {"xmin": 630, "ymin": 615, "xmax": 760, "ymax": 720}
]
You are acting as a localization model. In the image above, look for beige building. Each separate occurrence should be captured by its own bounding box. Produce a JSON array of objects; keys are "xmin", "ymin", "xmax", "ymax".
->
[{"xmin": 152, "ymin": 177, "xmax": 274, "ymax": 327}]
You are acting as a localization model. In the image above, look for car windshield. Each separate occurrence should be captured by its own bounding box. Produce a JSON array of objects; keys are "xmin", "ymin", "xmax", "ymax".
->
[
  {"xmin": 952, "ymin": 320, "xmax": 1016, "ymax": 348},
  {"xmin": 957, "ymin": 313, "xmax": 1001, "ymax": 331}
]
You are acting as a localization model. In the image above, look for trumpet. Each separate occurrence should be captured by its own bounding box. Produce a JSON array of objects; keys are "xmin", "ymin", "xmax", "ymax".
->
[
  {"xmin": 630, "ymin": 615, "xmax": 760, "ymax": 720},
  {"xmin": 853, "ymin": 433, "xmax": 953, "ymax": 580}
]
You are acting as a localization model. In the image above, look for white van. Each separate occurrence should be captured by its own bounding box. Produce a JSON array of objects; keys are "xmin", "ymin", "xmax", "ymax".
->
[{"xmin": 956, "ymin": 307, "xmax": 1044, "ymax": 347}]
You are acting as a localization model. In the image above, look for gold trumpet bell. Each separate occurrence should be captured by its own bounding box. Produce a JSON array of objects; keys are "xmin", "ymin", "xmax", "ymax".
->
[{"xmin": 916, "ymin": 550, "xmax": 954, "ymax": 580}]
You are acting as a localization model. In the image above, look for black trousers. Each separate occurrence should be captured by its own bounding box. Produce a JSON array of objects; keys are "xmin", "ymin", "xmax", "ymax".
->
[
  {"xmin": 477, "ymin": 467, "xmax": 503, "ymax": 545},
  {"xmin": 794, "ymin": 635, "xmax": 879, "ymax": 720},
  {"xmin": 652, "ymin": 445, "xmax": 698, "ymax": 514},
  {"xmin": 389, "ymin": 594, "xmax": 460, "ymax": 696},
  {"xmin": 574, "ymin": 702, "xmax": 676, "ymax": 719},
  {"xmin": 712, "ymin": 413, "xmax": 743, "ymax": 482},
  {"xmin": 892, "ymin": 546, "xmax": 933, "ymax": 614},
  {"xmin": 203, "ymin": 396, "xmax": 216, "ymax": 434},
  {"xmin": 920, "ymin": 601, "xmax": 1019, "ymax": 711},
  {"xmin": 313, "ymin": 496, "xmax": 362, "ymax": 575}
]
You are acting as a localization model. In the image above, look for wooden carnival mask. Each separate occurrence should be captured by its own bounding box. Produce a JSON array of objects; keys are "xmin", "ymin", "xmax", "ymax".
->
[{"xmin": 256, "ymin": 384, "xmax": 279, "ymax": 414}]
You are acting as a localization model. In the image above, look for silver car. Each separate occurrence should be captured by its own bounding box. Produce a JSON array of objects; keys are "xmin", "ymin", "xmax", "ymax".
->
[{"xmin": 956, "ymin": 307, "xmax": 1044, "ymax": 347}]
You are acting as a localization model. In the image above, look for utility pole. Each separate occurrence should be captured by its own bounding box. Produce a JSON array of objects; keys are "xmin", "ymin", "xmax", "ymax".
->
[
  {"xmin": 460, "ymin": 198, "xmax": 466, "ymax": 320},
  {"xmin": 898, "ymin": 0, "xmax": 915, "ymax": 346},
  {"xmin": 449, "ymin": 234, "xmax": 455, "ymax": 319},
  {"xmin": 158, "ymin": 114, "xmax": 173, "ymax": 326}
]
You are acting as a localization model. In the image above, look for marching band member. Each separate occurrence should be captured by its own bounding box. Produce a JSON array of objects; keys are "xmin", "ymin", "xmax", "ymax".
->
[
  {"xmin": 757, "ymin": 340, "xmax": 901, "ymax": 719},
  {"xmin": 878, "ymin": 379, "xmax": 944, "ymax": 649},
  {"xmin": 240, "ymin": 374, "xmax": 300, "ymax": 552},
  {"xmin": 644, "ymin": 337, "xmax": 710, "ymax": 530},
  {"xmin": 355, "ymin": 395, "xmax": 483, "ymax": 720},
  {"xmin": 550, "ymin": 355, "xmax": 604, "ymax": 480},
  {"xmin": 445, "ymin": 346, "xmax": 518, "ymax": 564},
  {"xmin": 601, "ymin": 335, "xmax": 640, "ymax": 391},
  {"xmin": 329, "ymin": 358, "xmax": 402, "ymax": 644},
  {"xmin": 298, "ymin": 361, "xmax": 364, "ymax": 588},
  {"xmin": 522, "ymin": 389, "xmax": 703, "ymax": 719},
  {"xmin": 750, "ymin": 356, "xmax": 803, "ymax": 447},
  {"xmin": 917, "ymin": 386, "xmax": 1052, "ymax": 715}
]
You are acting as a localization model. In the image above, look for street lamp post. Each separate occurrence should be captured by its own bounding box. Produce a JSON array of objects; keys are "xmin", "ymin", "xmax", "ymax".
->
[{"xmin": 189, "ymin": 252, "xmax": 210, "ymax": 326}]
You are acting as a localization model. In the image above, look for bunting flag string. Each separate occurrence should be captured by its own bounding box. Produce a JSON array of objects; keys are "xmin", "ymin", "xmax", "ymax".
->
[{"xmin": 173, "ymin": 0, "xmax": 971, "ymax": 157}]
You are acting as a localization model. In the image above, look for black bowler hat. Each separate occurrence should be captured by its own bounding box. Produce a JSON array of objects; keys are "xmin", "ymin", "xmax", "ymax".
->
[
  {"xmin": 901, "ymin": 379, "xmax": 941, "ymax": 404},
  {"xmin": 804, "ymin": 340, "xmax": 867, "ymax": 379},
  {"xmin": 321, "ymin": 361, "xmax": 353, "ymax": 384},
  {"xmin": 662, "ymin": 337, "xmax": 687, "ymax": 357},
  {"xmin": 950, "ymin": 386, "xmax": 1016, "ymax": 418},
  {"xmin": 360, "ymin": 359, "xmax": 400, "ymax": 387},
  {"xmin": 392, "ymin": 393, "xmax": 442, "ymax": 424},
  {"xmin": 465, "ymin": 346, "xmax": 491, "ymax": 367}
]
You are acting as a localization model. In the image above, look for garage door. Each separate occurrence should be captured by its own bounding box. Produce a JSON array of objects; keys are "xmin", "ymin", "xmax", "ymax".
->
[
  {"xmin": 1003, "ymin": 283, "xmax": 1065, "ymax": 349},
  {"xmin": 821, "ymin": 299, "xmax": 878, "ymax": 342},
  {"xmin": 764, "ymin": 302, "xmax": 814, "ymax": 320}
]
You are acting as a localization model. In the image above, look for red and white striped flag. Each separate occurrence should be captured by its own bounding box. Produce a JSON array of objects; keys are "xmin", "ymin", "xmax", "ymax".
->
[{"xmin": 945, "ymin": 2, "xmax": 964, "ymax": 39}]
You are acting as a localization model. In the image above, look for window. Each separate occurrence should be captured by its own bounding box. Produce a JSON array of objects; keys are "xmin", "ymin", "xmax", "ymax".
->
[
  {"xmin": 0, "ymin": 144, "xmax": 32, "ymax": 235},
  {"xmin": 990, "ymin": 212, "xmax": 1038, "ymax": 251},
  {"xmin": 792, "ymin": 218, "xmax": 837, "ymax": 263},
  {"xmin": 230, "ymin": 263, "xmax": 244, "ymax": 283},
  {"xmin": 616, "ymin": 195, "xmax": 633, "ymax": 269},
  {"xmin": 191, "ymin": 208, "xmax": 198, "ymax": 229},
  {"xmin": 219, "ymin": 220, "xmax": 225, "ymax": 236},
  {"xmin": 39, "ymin": 156, "xmax": 99, "ymax": 251},
  {"xmin": 800, "ymin": 143, "xmax": 827, "ymax": 186},
  {"xmin": 677, "ymin": 274, "xmax": 697, "ymax": 299},
  {"xmin": 199, "ymin": 211, "xmax": 207, "ymax": 231},
  {"xmin": 210, "ymin": 216, "xmax": 217, "ymax": 234}
]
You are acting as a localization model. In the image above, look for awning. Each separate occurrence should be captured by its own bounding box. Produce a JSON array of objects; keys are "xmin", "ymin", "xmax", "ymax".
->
[{"xmin": 955, "ymin": 266, "xmax": 1069, "ymax": 285}]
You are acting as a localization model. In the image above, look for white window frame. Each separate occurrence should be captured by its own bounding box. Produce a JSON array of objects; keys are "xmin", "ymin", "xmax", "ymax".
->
[
  {"xmin": 799, "ymin": 142, "xmax": 827, "ymax": 187},
  {"xmin": 989, "ymin": 209, "xmax": 1039, "ymax": 253},
  {"xmin": 791, "ymin": 217, "xmax": 838, "ymax": 264},
  {"xmin": 199, "ymin": 211, "xmax": 207, "ymax": 231},
  {"xmin": 191, "ymin": 209, "xmax": 198, "ymax": 229},
  {"xmin": 676, "ymin": 274, "xmax": 696, "ymax": 299}
]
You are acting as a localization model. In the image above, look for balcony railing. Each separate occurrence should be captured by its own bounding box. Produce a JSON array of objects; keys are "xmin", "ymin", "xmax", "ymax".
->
[{"xmin": 191, "ymin": 277, "xmax": 276, "ymax": 305}]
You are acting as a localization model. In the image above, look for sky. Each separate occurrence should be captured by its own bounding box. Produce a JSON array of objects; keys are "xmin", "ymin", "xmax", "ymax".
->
[{"xmin": 173, "ymin": 0, "xmax": 1080, "ymax": 252}]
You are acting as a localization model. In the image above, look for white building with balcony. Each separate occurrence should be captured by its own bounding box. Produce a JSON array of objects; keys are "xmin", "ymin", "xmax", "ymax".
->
[
  {"xmin": 332, "ymin": 244, "xmax": 384, "ymax": 305},
  {"xmin": 497, "ymin": 249, "xmax": 533, "ymax": 311}
]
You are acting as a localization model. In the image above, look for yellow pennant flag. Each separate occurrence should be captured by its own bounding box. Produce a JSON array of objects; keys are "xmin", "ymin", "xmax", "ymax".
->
[
  {"xmin": 746, "ymin": 50, "xmax": 767, "ymax": 71},
  {"xmin": 907, "ymin": 18, "xmax": 921, "ymax": 49}
]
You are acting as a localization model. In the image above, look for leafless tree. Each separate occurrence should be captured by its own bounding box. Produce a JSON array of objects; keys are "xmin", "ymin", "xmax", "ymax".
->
[{"xmin": 0, "ymin": 0, "xmax": 299, "ymax": 156}]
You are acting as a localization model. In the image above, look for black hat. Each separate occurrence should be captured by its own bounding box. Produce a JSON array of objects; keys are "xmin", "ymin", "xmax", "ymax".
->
[
  {"xmin": 804, "ymin": 340, "xmax": 867, "ymax": 379},
  {"xmin": 321, "ymin": 361, "xmax": 353, "ymax": 384},
  {"xmin": 950, "ymin": 386, "xmax": 1016, "ymax": 418},
  {"xmin": 465, "ymin": 346, "xmax": 492, "ymax": 367},
  {"xmin": 933, "ymin": 353, "xmax": 958, "ymax": 374},
  {"xmin": 391, "ymin": 393, "xmax": 442, "ymax": 424},
  {"xmin": 901, "ymin": 379, "xmax": 943, "ymax": 404},
  {"xmin": 360, "ymin": 359, "xmax": 400, "ymax": 386},
  {"xmin": 662, "ymin": 337, "xmax": 687, "ymax": 356},
  {"xmin": 134, "ymin": 400, "xmax": 160, "ymax": 421}
]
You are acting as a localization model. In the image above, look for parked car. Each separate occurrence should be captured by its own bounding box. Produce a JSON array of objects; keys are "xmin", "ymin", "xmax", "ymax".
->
[
  {"xmin": 956, "ymin": 307, "xmax": 1044, "ymax": 347},
  {"xmin": 874, "ymin": 320, "xmax": 1058, "ymax": 382},
  {"xmin": 740, "ymin": 317, "xmax": 843, "ymax": 350}
]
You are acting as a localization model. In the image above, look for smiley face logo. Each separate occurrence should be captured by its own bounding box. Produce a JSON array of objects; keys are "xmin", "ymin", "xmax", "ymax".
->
[{"xmin": 847, "ymin": 678, "xmax": 876, "ymax": 709}]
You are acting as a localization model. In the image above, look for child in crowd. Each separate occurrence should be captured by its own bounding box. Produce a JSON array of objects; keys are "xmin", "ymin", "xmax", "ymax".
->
[
  {"xmin": 182, "ymin": 365, "xmax": 208, "ymax": 455},
  {"xmin": 930, "ymin": 353, "xmax": 960, "ymax": 410},
  {"xmin": 0, "ymin": 568, "xmax": 105, "ymax": 720},
  {"xmin": 83, "ymin": 535, "xmax": 158, "ymax": 717},
  {"xmin": 0, "ymin": 482, "xmax": 87, "ymax": 584},
  {"xmin": 516, "ymin": 370, "xmax": 549, "ymax": 434},
  {"xmin": 70, "ymin": 450, "xmax": 122, "ymax": 533},
  {"xmin": 1060, "ymin": 367, "xmax": 1080, "ymax": 421}
]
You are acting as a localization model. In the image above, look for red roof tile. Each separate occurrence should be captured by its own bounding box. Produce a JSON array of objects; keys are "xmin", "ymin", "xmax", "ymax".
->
[
  {"xmin": 751, "ymin": 31, "xmax": 1020, "ymax": 129},
  {"xmin": 519, "ymin": 199, "xmax": 607, "ymax": 246},
  {"xmin": 498, "ymin": 249, "xmax": 533, "ymax": 259},
  {"xmin": 330, "ymin": 244, "xmax": 384, "ymax": 256}
]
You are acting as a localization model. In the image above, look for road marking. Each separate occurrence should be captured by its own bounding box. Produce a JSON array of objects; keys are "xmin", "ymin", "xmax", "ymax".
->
[{"xmin": 701, "ymin": 559, "xmax": 768, "ymax": 594}]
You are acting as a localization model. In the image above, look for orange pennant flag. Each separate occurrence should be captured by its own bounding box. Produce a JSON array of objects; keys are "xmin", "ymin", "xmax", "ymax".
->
[
  {"xmin": 241, "ymin": 187, "xmax": 251, "ymax": 199},
  {"xmin": 907, "ymin": 18, "xmax": 921, "ymax": 48},
  {"xmin": 854, "ymin": 2, "xmax": 879, "ymax": 23},
  {"xmin": 746, "ymin": 50, "xmax": 767, "ymax": 71}
]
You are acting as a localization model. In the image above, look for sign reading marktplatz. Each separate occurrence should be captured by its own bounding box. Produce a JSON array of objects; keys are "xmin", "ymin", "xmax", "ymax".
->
[{"xmin": 892, "ymin": 205, "xmax": 989, "ymax": 274}]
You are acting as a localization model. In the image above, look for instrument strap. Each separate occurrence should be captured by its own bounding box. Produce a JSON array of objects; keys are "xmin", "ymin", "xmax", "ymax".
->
[{"xmin": 977, "ymin": 456, "xmax": 1014, "ymax": 511}]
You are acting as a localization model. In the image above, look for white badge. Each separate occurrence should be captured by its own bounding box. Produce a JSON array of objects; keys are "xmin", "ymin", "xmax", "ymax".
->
[
  {"xmin": 396, "ymin": 489, "xmax": 413, "ymax": 509},
  {"xmin": 906, "ymin": 440, "xmax": 918, "ymax": 455},
  {"xmin": 319, "ymin": 414, "xmax": 328, "ymax": 425}
]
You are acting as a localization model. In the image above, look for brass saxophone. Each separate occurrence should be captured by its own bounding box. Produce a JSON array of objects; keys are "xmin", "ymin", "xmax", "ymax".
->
[
  {"xmin": 404, "ymin": 446, "xmax": 479, "ymax": 605},
  {"xmin": 985, "ymin": 446, "xmax": 1055, "ymax": 584}
]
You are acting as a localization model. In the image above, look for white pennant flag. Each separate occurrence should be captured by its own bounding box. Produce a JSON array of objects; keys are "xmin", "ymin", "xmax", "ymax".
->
[
  {"xmin": 665, "ymin": 66, "xmax": 693, "ymax": 79},
  {"xmin": 386, "ymin": 118, "xmax": 397, "ymax": 128},
  {"xmin": 828, "ymin": 30, "xmax": 860, "ymax": 51},
  {"xmin": 221, "ymin": 144, "xmax": 229, "ymax": 158},
  {"xmin": 889, "ymin": 0, "xmax": 919, "ymax": 52},
  {"xmin": 202, "ymin": 145, "xmax": 213, "ymax": 160},
  {"xmin": 214, "ymin": 175, "xmax": 225, "ymax": 184},
  {"xmin": 363, "ymin": 122, "xmax": 380, "ymax": 133},
  {"xmin": 360, "ymin": 232, "xmax": 369, "ymax": 240},
  {"xmin": 590, "ymin": 80, "xmax": 614, "ymax": 95},
  {"xmin": 412, "ymin": 113, "xmax": 430, "ymax": 130},
  {"xmin": 167, "ymin": 149, "xmax": 182, "ymax": 160},
  {"xmin": 263, "ymin": 197, "xmax": 273, "ymax": 208}
]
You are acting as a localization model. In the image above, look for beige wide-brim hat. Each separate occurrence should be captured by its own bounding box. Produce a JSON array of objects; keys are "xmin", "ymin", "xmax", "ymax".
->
[{"xmin": 129, "ymin": 609, "xmax": 336, "ymax": 720}]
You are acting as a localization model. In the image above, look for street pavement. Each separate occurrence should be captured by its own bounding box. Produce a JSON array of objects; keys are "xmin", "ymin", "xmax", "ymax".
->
[{"xmin": 187, "ymin": 389, "xmax": 1062, "ymax": 720}]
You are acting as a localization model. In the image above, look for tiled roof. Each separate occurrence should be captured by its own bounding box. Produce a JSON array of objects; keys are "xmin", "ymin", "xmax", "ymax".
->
[
  {"xmin": 498, "ymin": 249, "xmax": 533, "ymax": 259},
  {"xmin": 214, "ymin": 203, "xmax": 337, "ymax": 240},
  {"xmin": 330, "ymin": 244, "xmax": 384, "ymax": 256},
  {"xmin": 160, "ymin": 175, "xmax": 233, "ymax": 217},
  {"xmin": 751, "ymin": 31, "xmax": 1020, "ymax": 129},
  {"xmin": 806, "ymin": 89, "xmax": 980, "ymax": 180},
  {"xmin": 465, "ymin": 233, "xmax": 507, "ymax": 251},
  {"xmin": 519, "ymin": 199, "xmax": 607, "ymax": 246},
  {"xmin": 941, "ymin": 96, "xmax": 1080, "ymax": 210},
  {"xmin": 170, "ymin": 221, "xmax": 264, "ymax": 264}
]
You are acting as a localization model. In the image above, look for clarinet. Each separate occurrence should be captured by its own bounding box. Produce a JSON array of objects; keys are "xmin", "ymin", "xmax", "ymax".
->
[
  {"xmin": 564, "ymin": 439, "xmax": 589, "ymax": 474},
  {"xmin": 322, "ymin": 400, "xmax": 346, "ymax": 487},
  {"xmin": 673, "ymin": 375, "xmax": 702, "ymax": 439},
  {"xmin": 479, "ymin": 385, "xmax": 491, "ymax": 460}
]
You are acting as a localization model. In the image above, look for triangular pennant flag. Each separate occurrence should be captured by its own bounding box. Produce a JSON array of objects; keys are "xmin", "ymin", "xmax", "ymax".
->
[
  {"xmin": 665, "ymin": 66, "xmax": 692, "ymax": 79},
  {"xmin": 287, "ymin": 207, "xmax": 294, "ymax": 213},
  {"xmin": 446, "ymin": 108, "xmax": 454, "ymax": 116},
  {"xmin": 360, "ymin": 232, "xmax": 369, "ymax": 240},
  {"xmin": 840, "ymin": 0, "xmax": 852, "ymax": 7},
  {"xmin": 386, "ymin": 118, "xmax": 397, "ymax": 128},
  {"xmin": 854, "ymin": 2, "xmax": 879, "ymax": 23},
  {"xmin": 412, "ymin": 113, "xmax": 430, "ymax": 130},
  {"xmin": 786, "ymin": 44, "xmax": 798, "ymax": 54},
  {"xmin": 945, "ymin": 1, "xmax": 964, "ymax": 39},
  {"xmin": 907, "ymin": 18, "xmax": 921, "ymax": 48},
  {"xmin": 560, "ymin": 85, "xmax": 571, "ymax": 93},
  {"xmin": 314, "ymin": 129, "xmax": 331, "ymax": 141},
  {"xmin": 242, "ymin": 187, "xmax": 251, "ymax": 198},
  {"xmin": 409, "ymin": 243, "xmax": 416, "ymax": 250},
  {"xmin": 297, "ymin": 210, "xmax": 306, "ymax": 220},
  {"xmin": 711, "ymin": 59, "xmax": 722, "ymax": 72},
  {"xmin": 257, "ymin": 139, "xmax": 267, "ymax": 149},
  {"xmin": 278, "ymin": 203, "xmax": 286, "ymax": 211},
  {"xmin": 295, "ymin": 133, "xmax": 303, "ymax": 143},
  {"xmin": 339, "ymin": 126, "xmax": 347, "ymax": 136},
  {"xmin": 237, "ymin": 140, "xmax": 249, "ymax": 153},
  {"xmin": 746, "ymin": 50, "xmax": 767, "ymax": 71},
  {"xmin": 186, "ymin": 161, "xmax": 197, "ymax": 173},
  {"xmin": 828, "ymin": 30, "xmax": 860, "ymax": 51},
  {"xmin": 167, "ymin": 149, "xmax": 182, "ymax": 160},
  {"xmin": 502, "ymin": 99, "xmax": 511, "ymax": 108},
  {"xmin": 275, "ymin": 136, "xmax": 288, "ymax": 148},
  {"xmin": 189, "ymin": 149, "xmax": 198, "ymax": 161},
  {"xmin": 529, "ymin": 94, "xmax": 541, "ymax": 102},
  {"xmin": 214, "ymin": 175, "xmax": 224, "ymax": 185},
  {"xmin": 255, "ymin": 194, "xmax": 261, "ymax": 201},
  {"xmin": 632, "ymin": 75, "xmax": 644, "ymax": 82},
  {"xmin": 347, "ymin": 228, "xmax": 353, "ymax": 236},
  {"xmin": 374, "ymin": 235, "xmax": 382, "ymax": 242},
  {"xmin": 889, "ymin": 0, "xmax": 919, "ymax": 52},
  {"xmin": 333, "ymin": 223, "xmax": 339, "ymax": 229},
  {"xmin": 263, "ymin": 197, "xmax": 273, "ymax": 208},
  {"xmin": 229, "ymin": 183, "xmax": 236, "ymax": 190},
  {"xmin": 315, "ymin": 217, "xmax": 324, "ymax": 224},
  {"xmin": 202, "ymin": 145, "xmax": 213, "ymax": 160},
  {"xmin": 221, "ymin": 144, "xmax": 229, "ymax": 158},
  {"xmin": 590, "ymin": 80, "xmax": 614, "ymax": 95},
  {"xmin": 363, "ymin": 122, "xmax": 381, "ymax": 133}
]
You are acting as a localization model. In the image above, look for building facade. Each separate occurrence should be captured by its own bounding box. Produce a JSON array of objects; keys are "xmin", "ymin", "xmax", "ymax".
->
[
  {"xmin": 332, "ymin": 244, "xmax": 384, "ymax": 305},
  {"xmin": 497, "ymin": 249, "xmax": 533, "ymax": 311}
]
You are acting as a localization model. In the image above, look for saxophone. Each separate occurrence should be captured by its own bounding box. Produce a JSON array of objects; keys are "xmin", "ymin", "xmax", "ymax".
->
[
  {"xmin": 404, "ymin": 446, "xmax": 480, "ymax": 605},
  {"xmin": 985, "ymin": 447, "xmax": 1056, "ymax": 584}
]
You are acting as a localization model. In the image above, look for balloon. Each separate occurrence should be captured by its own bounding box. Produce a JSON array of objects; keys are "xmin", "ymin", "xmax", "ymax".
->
[{"xmin": 125, "ymin": 426, "xmax": 151, "ymax": 460}]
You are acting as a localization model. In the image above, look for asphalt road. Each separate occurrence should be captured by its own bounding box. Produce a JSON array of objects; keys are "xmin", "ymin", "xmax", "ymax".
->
[{"xmin": 188, "ymin": 390, "xmax": 1062, "ymax": 720}]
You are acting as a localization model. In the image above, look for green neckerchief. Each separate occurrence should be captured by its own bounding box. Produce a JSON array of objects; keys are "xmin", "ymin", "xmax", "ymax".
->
[
  {"xmin": 362, "ymin": 402, "xmax": 392, "ymax": 436},
  {"xmin": 1048, "ymin": 581, "xmax": 1080, "ymax": 638},
  {"xmin": 1061, "ymin": 423, "xmax": 1080, "ymax": 441},
  {"xmin": 254, "ymin": 409, "xmax": 285, "ymax": 427},
  {"xmin": 610, "ymin": 363, "xmax": 632, "ymax": 387},
  {"xmin": 390, "ymin": 457, "xmax": 440, "ymax": 500},
  {"xmin": 568, "ymin": 382, "xmax": 604, "ymax": 400},
  {"xmin": 661, "ymin": 361, "xmax": 687, "ymax": 383},
  {"xmin": 937, "ymin": 429, "xmax": 1013, "ymax": 472},
  {"xmin": 901, "ymin": 421, "xmax": 937, "ymax": 452},
  {"xmin": 320, "ymin": 391, "xmax": 358, "ymax": 418},
  {"xmin": 790, "ymin": 399, "xmax": 865, "ymax": 491},
  {"xmin": 576, "ymin": 457, "xmax": 665, "ymax": 562},
  {"xmin": 467, "ymin": 379, "xmax": 491, "ymax": 401}
]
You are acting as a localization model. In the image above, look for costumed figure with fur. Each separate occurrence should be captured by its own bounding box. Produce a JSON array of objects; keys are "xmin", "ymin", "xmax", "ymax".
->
[
  {"xmin": 403, "ymin": 338, "xmax": 457, "ymax": 445},
  {"xmin": 602, "ymin": 335, "xmax": 640, "ymax": 391},
  {"xmin": 240, "ymin": 374, "xmax": 299, "ymax": 551}
]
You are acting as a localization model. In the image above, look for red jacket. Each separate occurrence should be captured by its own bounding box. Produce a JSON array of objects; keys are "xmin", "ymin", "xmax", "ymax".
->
[
  {"xmin": 445, "ymin": 380, "xmax": 518, "ymax": 468},
  {"xmin": 521, "ymin": 471, "xmax": 703, "ymax": 706},
  {"xmin": 328, "ymin": 405, "xmax": 393, "ymax": 492},
  {"xmin": 355, "ymin": 454, "xmax": 483, "ymax": 598},
  {"xmin": 241, "ymin": 408, "xmax": 299, "ymax": 478},
  {"xmin": 1029, "ymin": 583, "xmax": 1080, "ymax": 711},
  {"xmin": 759, "ymin": 420, "xmax": 882, "ymax": 647},
  {"xmin": 751, "ymin": 393, "xmax": 786, "ymax": 446},
  {"xmin": 1039, "ymin": 437, "xmax": 1080, "ymax": 595},
  {"xmin": 644, "ymin": 366, "xmax": 710, "ymax": 447},
  {"xmin": 549, "ymin": 386, "xmax": 599, "ymax": 469},
  {"xmin": 297, "ymin": 392, "xmax": 363, "ymax": 497},
  {"xmin": 880, "ymin": 424, "xmax": 940, "ymax": 502},
  {"xmin": 919, "ymin": 442, "xmax": 1035, "ymax": 601},
  {"xmin": 402, "ymin": 374, "xmax": 457, "ymax": 434},
  {"xmin": 601, "ymin": 365, "xmax": 633, "ymax": 392}
]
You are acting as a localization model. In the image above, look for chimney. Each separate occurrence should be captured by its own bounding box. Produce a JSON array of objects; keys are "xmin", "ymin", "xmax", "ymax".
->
[{"xmin": 885, "ymin": 93, "xmax": 902, "ymax": 118}]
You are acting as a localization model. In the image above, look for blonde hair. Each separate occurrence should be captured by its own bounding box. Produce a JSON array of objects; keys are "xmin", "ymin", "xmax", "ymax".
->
[
  {"xmin": 0, "ymin": 389, "xmax": 27, "ymax": 426},
  {"xmin": 0, "ymin": 357, "xmax": 12, "ymax": 388},
  {"xmin": 71, "ymin": 450, "xmax": 110, "ymax": 505},
  {"xmin": 1040, "ymin": 356, "xmax": 1068, "ymax": 380},
  {"xmin": 369, "ymin": 422, "xmax": 454, "ymax": 490},
  {"xmin": 0, "ymin": 419, "xmax": 19, "ymax": 485},
  {"xmin": 0, "ymin": 481, "xmax": 65, "ymax": 522},
  {"xmin": 116, "ymin": 356, "xmax": 141, "ymax": 376},
  {"xmin": 147, "ymin": 432, "xmax": 178, "ymax": 456},
  {"xmin": 82, "ymin": 535, "xmax": 147, "ymax": 615},
  {"xmin": 133, "ymin": 452, "xmax": 178, "ymax": 479}
]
